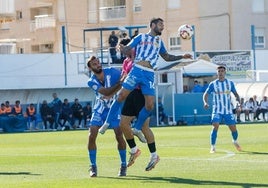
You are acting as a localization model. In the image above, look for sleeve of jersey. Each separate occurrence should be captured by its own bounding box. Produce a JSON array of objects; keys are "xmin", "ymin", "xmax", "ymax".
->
[
  {"xmin": 87, "ymin": 78, "xmax": 101, "ymax": 92},
  {"xmin": 230, "ymin": 81, "xmax": 237, "ymax": 93},
  {"xmin": 128, "ymin": 34, "xmax": 142, "ymax": 48},
  {"xmin": 206, "ymin": 83, "xmax": 213, "ymax": 94},
  {"xmin": 159, "ymin": 40, "xmax": 167, "ymax": 54}
]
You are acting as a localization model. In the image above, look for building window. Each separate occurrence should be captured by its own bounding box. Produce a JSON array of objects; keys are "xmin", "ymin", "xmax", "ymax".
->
[
  {"xmin": 16, "ymin": 11, "xmax": 22, "ymax": 20},
  {"xmin": 252, "ymin": 0, "xmax": 265, "ymax": 13},
  {"xmin": 31, "ymin": 45, "xmax": 39, "ymax": 53},
  {"xmin": 0, "ymin": 0, "xmax": 15, "ymax": 14},
  {"xmin": 88, "ymin": 0, "xmax": 97, "ymax": 23},
  {"xmin": 169, "ymin": 36, "xmax": 181, "ymax": 51},
  {"xmin": 0, "ymin": 43, "xmax": 15, "ymax": 54},
  {"xmin": 31, "ymin": 44, "xmax": 54, "ymax": 53},
  {"xmin": 133, "ymin": 0, "xmax": 141, "ymax": 12},
  {"xmin": 57, "ymin": 0, "xmax": 65, "ymax": 22},
  {"xmin": 255, "ymin": 28, "xmax": 265, "ymax": 49},
  {"xmin": 167, "ymin": 0, "xmax": 180, "ymax": 9},
  {"xmin": 41, "ymin": 43, "xmax": 53, "ymax": 53},
  {"xmin": 99, "ymin": 0, "xmax": 126, "ymax": 20}
]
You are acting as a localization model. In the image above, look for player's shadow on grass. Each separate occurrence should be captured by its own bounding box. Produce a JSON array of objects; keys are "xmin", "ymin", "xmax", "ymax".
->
[
  {"xmin": 112, "ymin": 175, "xmax": 268, "ymax": 187},
  {"xmin": 240, "ymin": 150, "xmax": 268, "ymax": 155},
  {"xmin": 0, "ymin": 172, "xmax": 41, "ymax": 176}
]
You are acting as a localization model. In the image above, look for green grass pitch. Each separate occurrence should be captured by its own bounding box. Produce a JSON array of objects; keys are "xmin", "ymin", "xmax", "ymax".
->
[{"xmin": 0, "ymin": 124, "xmax": 267, "ymax": 188}]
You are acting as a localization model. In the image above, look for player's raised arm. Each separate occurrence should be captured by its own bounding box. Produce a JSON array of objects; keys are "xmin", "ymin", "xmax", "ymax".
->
[{"xmin": 160, "ymin": 52, "xmax": 192, "ymax": 62}]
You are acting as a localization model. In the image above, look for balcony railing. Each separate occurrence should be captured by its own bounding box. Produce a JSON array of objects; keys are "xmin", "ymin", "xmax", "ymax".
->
[
  {"xmin": 99, "ymin": 5, "xmax": 126, "ymax": 21},
  {"xmin": 30, "ymin": 14, "xmax": 56, "ymax": 31}
]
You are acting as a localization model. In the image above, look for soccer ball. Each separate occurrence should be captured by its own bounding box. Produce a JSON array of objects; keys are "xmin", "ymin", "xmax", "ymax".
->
[{"xmin": 178, "ymin": 24, "xmax": 194, "ymax": 40}]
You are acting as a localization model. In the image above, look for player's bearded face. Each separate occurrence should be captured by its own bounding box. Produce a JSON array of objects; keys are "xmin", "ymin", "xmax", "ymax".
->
[
  {"xmin": 92, "ymin": 66, "xmax": 102, "ymax": 74},
  {"xmin": 90, "ymin": 59, "xmax": 103, "ymax": 74},
  {"xmin": 154, "ymin": 21, "xmax": 164, "ymax": 35}
]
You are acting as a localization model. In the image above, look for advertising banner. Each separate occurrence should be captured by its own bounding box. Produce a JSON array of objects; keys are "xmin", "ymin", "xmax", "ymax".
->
[{"xmin": 196, "ymin": 51, "xmax": 251, "ymax": 79}]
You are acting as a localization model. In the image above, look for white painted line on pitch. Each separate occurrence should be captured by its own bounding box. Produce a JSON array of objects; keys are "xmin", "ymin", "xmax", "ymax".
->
[
  {"xmin": 207, "ymin": 149, "xmax": 235, "ymax": 160},
  {"xmin": 161, "ymin": 149, "xmax": 235, "ymax": 161},
  {"xmin": 162, "ymin": 156, "xmax": 268, "ymax": 163}
]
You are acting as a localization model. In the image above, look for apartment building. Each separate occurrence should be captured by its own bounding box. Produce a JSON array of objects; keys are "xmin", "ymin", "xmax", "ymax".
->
[{"xmin": 0, "ymin": 0, "xmax": 267, "ymax": 54}]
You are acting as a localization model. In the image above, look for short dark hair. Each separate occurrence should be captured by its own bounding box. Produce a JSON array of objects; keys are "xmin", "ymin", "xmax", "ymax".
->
[
  {"xmin": 87, "ymin": 56, "xmax": 97, "ymax": 68},
  {"xmin": 217, "ymin": 65, "xmax": 226, "ymax": 70},
  {"xmin": 150, "ymin": 18, "xmax": 163, "ymax": 27}
]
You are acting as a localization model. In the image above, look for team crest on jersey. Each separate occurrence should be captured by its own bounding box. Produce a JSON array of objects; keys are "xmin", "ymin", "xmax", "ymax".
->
[{"xmin": 92, "ymin": 84, "xmax": 98, "ymax": 91}]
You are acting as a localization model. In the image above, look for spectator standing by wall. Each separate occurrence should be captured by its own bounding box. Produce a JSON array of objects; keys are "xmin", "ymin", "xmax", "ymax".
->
[
  {"xmin": 108, "ymin": 31, "xmax": 119, "ymax": 64},
  {"xmin": 131, "ymin": 30, "xmax": 139, "ymax": 39},
  {"xmin": 119, "ymin": 32, "xmax": 131, "ymax": 62},
  {"xmin": 50, "ymin": 93, "xmax": 62, "ymax": 129}
]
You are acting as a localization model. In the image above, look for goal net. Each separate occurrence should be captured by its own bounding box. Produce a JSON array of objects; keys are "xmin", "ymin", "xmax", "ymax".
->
[{"xmin": 154, "ymin": 82, "xmax": 176, "ymax": 126}]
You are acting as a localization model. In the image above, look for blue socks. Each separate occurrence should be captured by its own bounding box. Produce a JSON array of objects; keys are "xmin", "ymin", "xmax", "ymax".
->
[
  {"xmin": 231, "ymin": 130, "xmax": 238, "ymax": 141},
  {"xmin": 210, "ymin": 129, "xmax": 238, "ymax": 145},
  {"xmin": 119, "ymin": 149, "xmax": 127, "ymax": 167},
  {"xmin": 89, "ymin": 149, "xmax": 127, "ymax": 167},
  {"xmin": 210, "ymin": 129, "xmax": 218, "ymax": 145},
  {"xmin": 134, "ymin": 107, "xmax": 152, "ymax": 130},
  {"xmin": 89, "ymin": 149, "xmax": 97, "ymax": 167}
]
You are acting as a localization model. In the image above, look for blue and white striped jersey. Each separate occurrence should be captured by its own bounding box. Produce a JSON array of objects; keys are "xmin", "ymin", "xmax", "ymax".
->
[
  {"xmin": 87, "ymin": 67, "xmax": 121, "ymax": 113},
  {"xmin": 205, "ymin": 79, "xmax": 237, "ymax": 114},
  {"xmin": 128, "ymin": 33, "xmax": 167, "ymax": 69}
]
